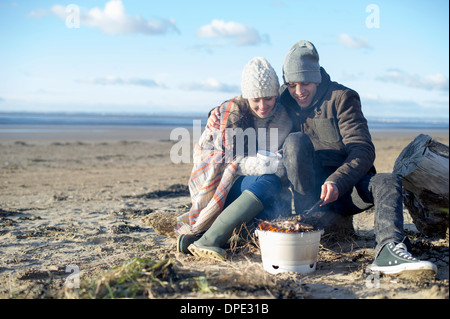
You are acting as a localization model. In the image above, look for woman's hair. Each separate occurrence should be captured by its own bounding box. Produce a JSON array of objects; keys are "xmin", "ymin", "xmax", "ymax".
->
[
  {"xmin": 225, "ymin": 95, "xmax": 254, "ymax": 130},
  {"xmin": 225, "ymin": 95, "xmax": 255, "ymax": 157}
]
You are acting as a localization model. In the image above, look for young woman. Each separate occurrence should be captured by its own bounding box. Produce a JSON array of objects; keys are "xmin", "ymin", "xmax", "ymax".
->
[{"xmin": 175, "ymin": 57, "xmax": 293, "ymax": 261}]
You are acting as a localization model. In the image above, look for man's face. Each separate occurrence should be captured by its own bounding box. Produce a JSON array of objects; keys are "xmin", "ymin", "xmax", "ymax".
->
[{"xmin": 287, "ymin": 82, "xmax": 319, "ymax": 109}]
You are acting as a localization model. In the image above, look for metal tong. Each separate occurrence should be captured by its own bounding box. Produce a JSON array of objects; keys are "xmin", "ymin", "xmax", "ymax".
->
[{"xmin": 303, "ymin": 199, "xmax": 324, "ymax": 216}]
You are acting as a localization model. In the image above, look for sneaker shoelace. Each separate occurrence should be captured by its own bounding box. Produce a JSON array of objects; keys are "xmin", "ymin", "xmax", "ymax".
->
[{"xmin": 392, "ymin": 243, "xmax": 417, "ymax": 261}]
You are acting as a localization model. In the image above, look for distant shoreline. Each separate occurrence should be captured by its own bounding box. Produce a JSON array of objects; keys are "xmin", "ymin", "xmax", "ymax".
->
[
  {"xmin": 1, "ymin": 111, "xmax": 448, "ymax": 128},
  {"xmin": 0, "ymin": 124, "xmax": 448, "ymax": 144},
  {"xmin": 1, "ymin": 111, "xmax": 448, "ymax": 144}
]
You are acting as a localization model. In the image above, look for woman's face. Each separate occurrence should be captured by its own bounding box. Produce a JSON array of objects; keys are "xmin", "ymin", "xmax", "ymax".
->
[{"xmin": 248, "ymin": 96, "xmax": 277, "ymax": 118}]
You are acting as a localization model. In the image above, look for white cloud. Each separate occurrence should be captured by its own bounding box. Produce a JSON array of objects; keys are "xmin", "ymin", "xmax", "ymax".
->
[
  {"xmin": 27, "ymin": 8, "xmax": 48, "ymax": 19},
  {"xmin": 376, "ymin": 69, "xmax": 449, "ymax": 91},
  {"xmin": 80, "ymin": 76, "xmax": 167, "ymax": 89},
  {"xmin": 196, "ymin": 19, "xmax": 269, "ymax": 46},
  {"xmin": 180, "ymin": 78, "xmax": 239, "ymax": 93},
  {"xmin": 338, "ymin": 34, "xmax": 370, "ymax": 49},
  {"xmin": 47, "ymin": 0, "xmax": 179, "ymax": 35}
]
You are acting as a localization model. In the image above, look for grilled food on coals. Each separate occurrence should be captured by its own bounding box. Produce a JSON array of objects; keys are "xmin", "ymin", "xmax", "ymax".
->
[{"xmin": 257, "ymin": 215, "xmax": 315, "ymax": 233}]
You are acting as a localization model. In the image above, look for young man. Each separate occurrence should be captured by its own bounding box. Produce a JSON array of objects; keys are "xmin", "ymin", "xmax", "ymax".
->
[{"xmin": 280, "ymin": 40, "xmax": 437, "ymax": 278}]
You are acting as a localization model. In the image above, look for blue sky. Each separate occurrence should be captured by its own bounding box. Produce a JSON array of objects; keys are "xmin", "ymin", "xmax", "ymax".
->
[{"xmin": 0, "ymin": 0, "xmax": 448, "ymax": 120}]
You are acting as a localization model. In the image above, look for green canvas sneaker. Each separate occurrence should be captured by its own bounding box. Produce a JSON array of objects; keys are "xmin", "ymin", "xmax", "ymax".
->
[{"xmin": 367, "ymin": 242, "xmax": 437, "ymax": 279}]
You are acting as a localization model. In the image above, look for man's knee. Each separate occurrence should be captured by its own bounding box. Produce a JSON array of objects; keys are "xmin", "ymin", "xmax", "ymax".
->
[
  {"xmin": 372, "ymin": 173, "xmax": 402, "ymax": 188},
  {"xmin": 283, "ymin": 132, "xmax": 314, "ymax": 155}
]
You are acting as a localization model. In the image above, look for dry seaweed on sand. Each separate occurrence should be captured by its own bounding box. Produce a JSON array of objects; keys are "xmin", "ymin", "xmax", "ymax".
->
[
  {"xmin": 69, "ymin": 249, "xmax": 306, "ymax": 299},
  {"xmin": 72, "ymin": 257, "xmax": 210, "ymax": 299},
  {"xmin": 122, "ymin": 184, "xmax": 190, "ymax": 199},
  {"xmin": 111, "ymin": 223, "xmax": 144, "ymax": 234}
]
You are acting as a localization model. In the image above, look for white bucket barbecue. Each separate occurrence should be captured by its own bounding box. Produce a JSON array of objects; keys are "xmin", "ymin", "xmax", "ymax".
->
[{"xmin": 255, "ymin": 228, "xmax": 323, "ymax": 274}]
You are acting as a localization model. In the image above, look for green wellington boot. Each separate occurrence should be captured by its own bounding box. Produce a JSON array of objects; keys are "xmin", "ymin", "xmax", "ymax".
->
[
  {"xmin": 176, "ymin": 233, "xmax": 202, "ymax": 254},
  {"xmin": 188, "ymin": 190, "xmax": 264, "ymax": 261}
]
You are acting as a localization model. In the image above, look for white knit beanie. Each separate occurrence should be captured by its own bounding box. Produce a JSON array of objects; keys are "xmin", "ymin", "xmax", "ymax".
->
[{"xmin": 241, "ymin": 57, "xmax": 280, "ymax": 99}]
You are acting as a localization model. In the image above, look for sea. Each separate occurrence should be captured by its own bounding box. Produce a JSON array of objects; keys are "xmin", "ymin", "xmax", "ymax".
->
[{"xmin": 0, "ymin": 112, "xmax": 448, "ymax": 135}]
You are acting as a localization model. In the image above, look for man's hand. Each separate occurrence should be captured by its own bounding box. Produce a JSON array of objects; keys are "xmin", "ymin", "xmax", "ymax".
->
[
  {"xmin": 206, "ymin": 107, "xmax": 220, "ymax": 131},
  {"xmin": 320, "ymin": 182, "xmax": 339, "ymax": 205}
]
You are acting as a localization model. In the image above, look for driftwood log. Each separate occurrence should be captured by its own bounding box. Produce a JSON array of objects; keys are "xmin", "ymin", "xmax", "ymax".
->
[{"xmin": 393, "ymin": 134, "xmax": 449, "ymax": 237}]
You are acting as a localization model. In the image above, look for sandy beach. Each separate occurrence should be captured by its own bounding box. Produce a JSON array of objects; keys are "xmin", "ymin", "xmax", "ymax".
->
[{"xmin": 0, "ymin": 126, "xmax": 448, "ymax": 300}]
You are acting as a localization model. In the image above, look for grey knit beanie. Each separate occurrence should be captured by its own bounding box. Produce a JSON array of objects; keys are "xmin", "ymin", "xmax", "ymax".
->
[
  {"xmin": 241, "ymin": 57, "xmax": 280, "ymax": 99},
  {"xmin": 282, "ymin": 40, "xmax": 321, "ymax": 84}
]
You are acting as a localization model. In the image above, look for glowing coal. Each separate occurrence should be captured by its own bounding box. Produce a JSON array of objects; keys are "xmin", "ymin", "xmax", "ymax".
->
[{"xmin": 257, "ymin": 215, "xmax": 315, "ymax": 233}]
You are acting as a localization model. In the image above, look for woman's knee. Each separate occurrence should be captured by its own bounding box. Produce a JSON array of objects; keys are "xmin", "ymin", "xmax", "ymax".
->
[
  {"xmin": 247, "ymin": 174, "xmax": 281, "ymax": 206},
  {"xmin": 261, "ymin": 173, "xmax": 281, "ymax": 187},
  {"xmin": 257, "ymin": 174, "xmax": 282, "ymax": 195}
]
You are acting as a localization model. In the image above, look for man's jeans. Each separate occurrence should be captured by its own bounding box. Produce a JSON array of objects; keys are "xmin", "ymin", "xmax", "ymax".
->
[
  {"xmin": 283, "ymin": 132, "xmax": 405, "ymax": 256},
  {"xmin": 225, "ymin": 174, "xmax": 292, "ymax": 221}
]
